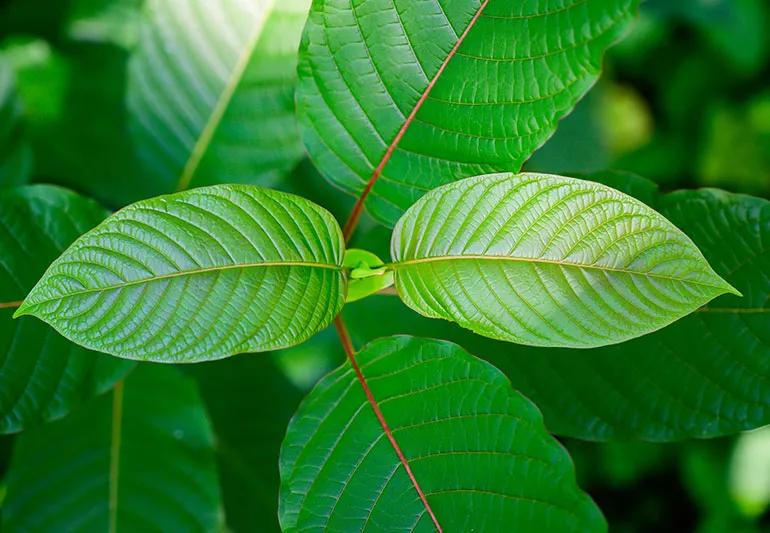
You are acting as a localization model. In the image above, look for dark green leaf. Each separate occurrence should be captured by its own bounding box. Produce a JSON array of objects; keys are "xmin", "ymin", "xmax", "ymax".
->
[
  {"xmin": 391, "ymin": 173, "xmax": 736, "ymax": 348},
  {"xmin": 0, "ymin": 185, "xmax": 133, "ymax": 434},
  {"xmin": 16, "ymin": 185, "xmax": 346, "ymax": 362},
  {"xmin": 279, "ymin": 336, "xmax": 605, "ymax": 532},
  {"xmin": 0, "ymin": 59, "xmax": 31, "ymax": 187},
  {"xmin": 298, "ymin": 0, "xmax": 639, "ymax": 225},
  {"xmin": 1, "ymin": 364, "xmax": 222, "ymax": 531}
]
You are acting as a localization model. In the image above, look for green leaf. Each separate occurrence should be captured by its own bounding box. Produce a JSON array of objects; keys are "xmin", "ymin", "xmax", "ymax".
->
[
  {"xmin": 0, "ymin": 59, "xmax": 31, "ymax": 187},
  {"xmin": 343, "ymin": 248, "xmax": 394, "ymax": 303},
  {"xmin": 345, "ymin": 172, "xmax": 770, "ymax": 441},
  {"xmin": 128, "ymin": 0, "xmax": 309, "ymax": 193},
  {"xmin": 298, "ymin": 0, "xmax": 639, "ymax": 226},
  {"xmin": 391, "ymin": 172, "xmax": 737, "ymax": 349},
  {"xmin": 279, "ymin": 336, "xmax": 604, "ymax": 532},
  {"xmin": 15, "ymin": 185, "xmax": 346, "ymax": 362},
  {"xmin": 0, "ymin": 185, "xmax": 133, "ymax": 434},
  {"xmin": 1, "ymin": 364, "xmax": 222, "ymax": 531}
]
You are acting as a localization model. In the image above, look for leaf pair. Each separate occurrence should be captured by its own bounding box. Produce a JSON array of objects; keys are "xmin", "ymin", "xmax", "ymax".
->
[{"xmin": 15, "ymin": 173, "xmax": 736, "ymax": 362}]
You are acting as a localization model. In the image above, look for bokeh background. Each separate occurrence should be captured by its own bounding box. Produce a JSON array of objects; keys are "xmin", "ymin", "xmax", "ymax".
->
[{"xmin": 1, "ymin": 0, "xmax": 769, "ymax": 531}]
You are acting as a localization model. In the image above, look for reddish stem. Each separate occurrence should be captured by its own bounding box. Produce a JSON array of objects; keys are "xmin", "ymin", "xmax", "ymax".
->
[
  {"xmin": 333, "ymin": 316, "xmax": 443, "ymax": 532},
  {"xmin": 341, "ymin": 0, "xmax": 490, "ymax": 243}
]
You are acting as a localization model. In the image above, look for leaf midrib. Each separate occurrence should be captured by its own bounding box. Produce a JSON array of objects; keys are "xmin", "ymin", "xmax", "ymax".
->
[
  {"xmin": 175, "ymin": 0, "xmax": 276, "ymax": 192},
  {"xmin": 18, "ymin": 260, "xmax": 342, "ymax": 313},
  {"xmin": 392, "ymin": 254, "xmax": 733, "ymax": 292}
]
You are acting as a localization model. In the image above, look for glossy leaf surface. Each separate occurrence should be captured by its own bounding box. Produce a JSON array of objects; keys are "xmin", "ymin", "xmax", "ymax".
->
[
  {"xmin": 16, "ymin": 185, "xmax": 345, "ymax": 362},
  {"xmin": 298, "ymin": 0, "xmax": 639, "ymax": 225},
  {"xmin": 128, "ymin": 0, "xmax": 309, "ymax": 192},
  {"xmin": 2, "ymin": 364, "xmax": 222, "ymax": 531},
  {"xmin": 279, "ymin": 336, "xmax": 604, "ymax": 532},
  {"xmin": 0, "ymin": 185, "xmax": 133, "ymax": 434},
  {"xmin": 345, "ymin": 173, "xmax": 770, "ymax": 441},
  {"xmin": 391, "ymin": 173, "xmax": 736, "ymax": 349}
]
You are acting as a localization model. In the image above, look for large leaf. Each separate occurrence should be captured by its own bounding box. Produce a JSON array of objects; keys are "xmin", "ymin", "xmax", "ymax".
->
[
  {"xmin": 1, "ymin": 364, "xmax": 222, "ymax": 531},
  {"xmin": 128, "ymin": 0, "xmax": 309, "ymax": 193},
  {"xmin": 391, "ymin": 172, "xmax": 736, "ymax": 349},
  {"xmin": 0, "ymin": 185, "xmax": 133, "ymax": 434},
  {"xmin": 15, "ymin": 185, "xmax": 346, "ymax": 362},
  {"xmin": 298, "ymin": 0, "xmax": 639, "ymax": 226},
  {"xmin": 279, "ymin": 335, "xmax": 604, "ymax": 532},
  {"xmin": 345, "ymin": 173, "xmax": 770, "ymax": 441}
]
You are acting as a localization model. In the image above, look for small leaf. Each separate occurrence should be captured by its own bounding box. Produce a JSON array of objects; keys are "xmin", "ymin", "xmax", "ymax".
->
[
  {"xmin": 2, "ymin": 365, "xmax": 222, "ymax": 531},
  {"xmin": 391, "ymin": 173, "xmax": 738, "ymax": 349},
  {"xmin": 279, "ymin": 336, "xmax": 604, "ymax": 532},
  {"xmin": 0, "ymin": 185, "xmax": 133, "ymax": 434},
  {"xmin": 298, "ymin": 0, "xmax": 639, "ymax": 226},
  {"xmin": 343, "ymin": 248, "xmax": 394, "ymax": 303},
  {"xmin": 128, "ymin": 0, "xmax": 309, "ymax": 193},
  {"xmin": 16, "ymin": 185, "xmax": 346, "ymax": 362}
]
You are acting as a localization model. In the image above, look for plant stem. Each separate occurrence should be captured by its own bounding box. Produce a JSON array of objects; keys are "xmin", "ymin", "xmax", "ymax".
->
[{"xmin": 332, "ymin": 316, "xmax": 442, "ymax": 531}]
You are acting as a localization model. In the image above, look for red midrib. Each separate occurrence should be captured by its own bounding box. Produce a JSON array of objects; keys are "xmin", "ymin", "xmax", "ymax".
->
[
  {"xmin": 342, "ymin": 0, "xmax": 491, "ymax": 242},
  {"xmin": 333, "ymin": 317, "xmax": 443, "ymax": 532}
]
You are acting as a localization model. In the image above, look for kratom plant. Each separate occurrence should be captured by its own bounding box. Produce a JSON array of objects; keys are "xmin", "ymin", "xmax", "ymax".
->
[{"xmin": 1, "ymin": 0, "xmax": 769, "ymax": 531}]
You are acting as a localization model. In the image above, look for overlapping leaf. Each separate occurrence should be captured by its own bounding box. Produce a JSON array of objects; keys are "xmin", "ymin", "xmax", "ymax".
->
[
  {"xmin": 280, "ymin": 336, "xmax": 604, "ymax": 531},
  {"xmin": 391, "ymin": 172, "xmax": 736, "ymax": 349},
  {"xmin": 128, "ymin": 0, "xmax": 309, "ymax": 193},
  {"xmin": 2, "ymin": 365, "xmax": 222, "ymax": 531},
  {"xmin": 298, "ymin": 0, "xmax": 639, "ymax": 226},
  {"xmin": 345, "ymin": 172, "xmax": 770, "ymax": 441},
  {"xmin": 0, "ymin": 185, "xmax": 133, "ymax": 434},
  {"xmin": 15, "ymin": 185, "xmax": 346, "ymax": 362}
]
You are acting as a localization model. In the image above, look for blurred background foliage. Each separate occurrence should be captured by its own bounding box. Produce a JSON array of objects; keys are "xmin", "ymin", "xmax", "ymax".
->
[{"xmin": 1, "ymin": 0, "xmax": 770, "ymax": 531}]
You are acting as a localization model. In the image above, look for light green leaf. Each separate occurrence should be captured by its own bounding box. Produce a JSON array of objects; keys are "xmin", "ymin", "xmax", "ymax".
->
[
  {"xmin": 128, "ymin": 0, "xmax": 309, "ymax": 193},
  {"xmin": 1, "ymin": 364, "xmax": 222, "ymax": 531},
  {"xmin": 391, "ymin": 172, "xmax": 737, "ymax": 349},
  {"xmin": 344, "ymin": 172, "xmax": 770, "ymax": 441},
  {"xmin": 15, "ymin": 185, "xmax": 346, "ymax": 362},
  {"xmin": 279, "ymin": 336, "xmax": 604, "ymax": 532},
  {"xmin": 0, "ymin": 185, "xmax": 133, "ymax": 434},
  {"xmin": 298, "ymin": 0, "xmax": 639, "ymax": 226},
  {"xmin": 343, "ymin": 248, "xmax": 394, "ymax": 303}
]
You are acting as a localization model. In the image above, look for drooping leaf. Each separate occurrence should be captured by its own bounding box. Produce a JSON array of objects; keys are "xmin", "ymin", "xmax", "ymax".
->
[
  {"xmin": 15, "ymin": 185, "xmax": 346, "ymax": 362},
  {"xmin": 345, "ymin": 172, "xmax": 770, "ymax": 441},
  {"xmin": 279, "ymin": 335, "xmax": 604, "ymax": 532},
  {"xmin": 298, "ymin": 0, "xmax": 639, "ymax": 226},
  {"xmin": 391, "ymin": 172, "xmax": 737, "ymax": 349},
  {"xmin": 187, "ymin": 353, "xmax": 306, "ymax": 533},
  {"xmin": 1, "ymin": 364, "xmax": 222, "ymax": 531},
  {"xmin": 128, "ymin": 0, "xmax": 309, "ymax": 193},
  {"xmin": 0, "ymin": 185, "xmax": 133, "ymax": 434}
]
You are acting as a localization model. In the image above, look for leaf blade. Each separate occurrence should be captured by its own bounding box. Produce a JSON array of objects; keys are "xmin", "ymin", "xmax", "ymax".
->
[
  {"xmin": 16, "ymin": 185, "xmax": 346, "ymax": 362},
  {"xmin": 391, "ymin": 172, "xmax": 736, "ymax": 348}
]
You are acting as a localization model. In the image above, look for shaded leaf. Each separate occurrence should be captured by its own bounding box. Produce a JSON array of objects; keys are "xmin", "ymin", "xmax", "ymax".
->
[
  {"xmin": 128, "ymin": 0, "xmax": 309, "ymax": 193},
  {"xmin": 391, "ymin": 172, "xmax": 736, "ymax": 349},
  {"xmin": 16, "ymin": 186, "xmax": 346, "ymax": 362},
  {"xmin": 0, "ymin": 59, "xmax": 31, "ymax": 187},
  {"xmin": 1, "ymin": 364, "xmax": 222, "ymax": 531},
  {"xmin": 0, "ymin": 185, "xmax": 133, "ymax": 434},
  {"xmin": 279, "ymin": 335, "xmax": 605, "ymax": 532},
  {"xmin": 298, "ymin": 0, "xmax": 639, "ymax": 226}
]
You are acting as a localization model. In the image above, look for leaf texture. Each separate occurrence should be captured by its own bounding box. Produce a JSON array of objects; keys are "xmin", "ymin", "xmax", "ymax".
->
[
  {"xmin": 279, "ymin": 336, "xmax": 604, "ymax": 532},
  {"xmin": 298, "ymin": 0, "xmax": 639, "ymax": 226},
  {"xmin": 128, "ymin": 0, "xmax": 309, "ymax": 192},
  {"xmin": 16, "ymin": 185, "xmax": 346, "ymax": 362},
  {"xmin": 391, "ymin": 173, "xmax": 737, "ymax": 348},
  {"xmin": 344, "ymin": 173, "xmax": 770, "ymax": 440},
  {"xmin": 0, "ymin": 185, "xmax": 133, "ymax": 434},
  {"xmin": 2, "ymin": 364, "xmax": 222, "ymax": 531}
]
